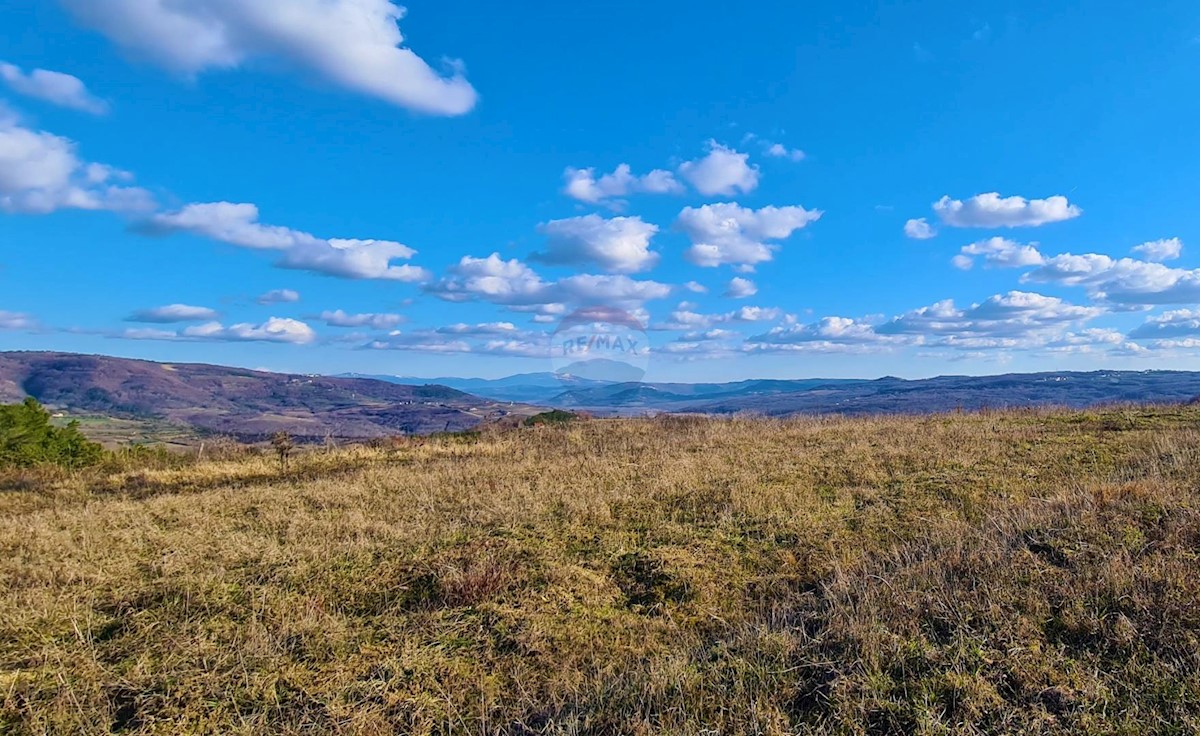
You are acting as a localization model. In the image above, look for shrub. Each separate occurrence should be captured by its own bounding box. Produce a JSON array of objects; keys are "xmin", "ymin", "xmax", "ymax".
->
[
  {"xmin": 0, "ymin": 398, "xmax": 104, "ymax": 469},
  {"xmin": 523, "ymin": 409, "xmax": 579, "ymax": 427}
]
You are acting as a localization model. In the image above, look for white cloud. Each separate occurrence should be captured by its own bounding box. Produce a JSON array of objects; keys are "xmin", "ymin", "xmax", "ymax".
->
[
  {"xmin": 954, "ymin": 237, "xmax": 1045, "ymax": 270},
  {"xmin": 146, "ymin": 202, "xmax": 430, "ymax": 282},
  {"xmin": 877, "ymin": 291, "xmax": 1102, "ymax": 347},
  {"xmin": 678, "ymin": 202, "xmax": 822, "ymax": 269},
  {"xmin": 1041, "ymin": 328, "xmax": 1128, "ymax": 355},
  {"xmin": 535, "ymin": 214, "xmax": 660, "ymax": 273},
  {"xmin": 427, "ymin": 253, "xmax": 549, "ymax": 305},
  {"xmin": 562, "ymin": 164, "xmax": 682, "ymax": 205},
  {"xmin": 283, "ymin": 238, "xmax": 429, "ymax": 282},
  {"xmin": 60, "ymin": 0, "xmax": 476, "ymax": 115},
  {"xmin": 747, "ymin": 316, "xmax": 905, "ymax": 354},
  {"xmin": 678, "ymin": 141, "xmax": 760, "ymax": 196},
  {"xmin": 933, "ymin": 192, "xmax": 1082, "ymax": 228},
  {"xmin": 724, "ymin": 277, "xmax": 757, "ymax": 298},
  {"xmin": 1023, "ymin": 253, "xmax": 1200, "ymax": 306},
  {"xmin": 366, "ymin": 331, "xmax": 471, "ymax": 353},
  {"xmin": 727, "ymin": 305, "xmax": 783, "ymax": 322},
  {"xmin": 148, "ymin": 202, "xmax": 296, "ymax": 249},
  {"xmin": 427, "ymin": 253, "xmax": 671, "ymax": 309},
  {"xmin": 0, "ymin": 311, "xmax": 34, "ymax": 330},
  {"xmin": 127, "ymin": 304, "xmax": 220, "ymax": 323},
  {"xmin": 435, "ymin": 321, "xmax": 521, "ymax": 336},
  {"xmin": 1128, "ymin": 309, "xmax": 1200, "ymax": 340},
  {"xmin": 182, "ymin": 317, "xmax": 316, "ymax": 344},
  {"xmin": 319, "ymin": 310, "xmax": 404, "ymax": 329},
  {"xmin": 1141, "ymin": 337, "xmax": 1200, "ymax": 352},
  {"xmin": 1131, "ymin": 237, "xmax": 1182, "ymax": 262},
  {"xmin": 121, "ymin": 316, "xmax": 317, "ymax": 344},
  {"xmin": 257, "ymin": 288, "xmax": 300, "ymax": 304},
  {"xmin": 904, "ymin": 217, "xmax": 937, "ymax": 240},
  {"xmin": 365, "ymin": 327, "xmax": 548, "ymax": 357},
  {"xmin": 0, "ymin": 117, "xmax": 153, "ymax": 214},
  {"xmin": 764, "ymin": 142, "xmax": 806, "ymax": 162},
  {"xmin": 556, "ymin": 273, "xmax": 672, "ymax": 305},
  {"xmin": 683, "ymin": 280, "xmax": 708, "ymax": 293},
  {"xmin": 0, "ymin": 62, "xmax": 108, "ymax": 114}
]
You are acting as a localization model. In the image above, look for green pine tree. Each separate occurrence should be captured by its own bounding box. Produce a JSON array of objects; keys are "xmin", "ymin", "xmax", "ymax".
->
[{"xmin": 0, "ymin": 398, "xmax": 104, "ymax": 469}]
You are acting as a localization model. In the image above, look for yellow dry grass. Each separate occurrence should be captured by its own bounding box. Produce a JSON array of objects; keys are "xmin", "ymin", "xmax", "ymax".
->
[{"xmin": 2, "ymin": 407, "xmax": 1200, "ymax": 734}]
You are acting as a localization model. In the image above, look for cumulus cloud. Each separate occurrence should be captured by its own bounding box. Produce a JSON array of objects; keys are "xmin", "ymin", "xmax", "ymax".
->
[
  {"xmin": 683, "ymin": 281, "xmax": 708, "ymax": 293},
  {"xmin": 427, "ymin": 253, "xmax": 671, "ymax": 309},
  {"xmin": 677, "ymin": 202, "xmax": 822, "ymax": 269},
  {"xmin": 1041, "ymin": 328, "xmax": 1129, "ymax": 355},
  {"xmin": 877, "ymin": 291, "xmax": 1102, "ymax": 347},
  {"xmin": 534, "ymin": 214, "xmax": 660, "ymax": 273},
  {"xmin": 427, "ymin": 253, "xmax": 549, "ymax": 305},
  {"xmin": 122, "ymin": 317, "xmax": 317, "ymax": 344},
  {"xmin": 1132, "ymin": 238, "xmax": 1182, "ymax": 262},
  {"xmin": 0, "ymin": 62, "xmax": 108, "ymax": 114},
  {"xmin": 183, "ymin": 317, "xmax": 316, "ymax": 344},
  {"xmin": 1128, "ymin": 309, "xmax": 1200, "ymax": 340},
  {"xmin": 0, "ymin": 311, "xmax": 34, "ymax": 330},
  {"xmin": 127, "ymin": 304, "xmax": 219, "ymax": 323},
  {"xmin": 655, "ymin": 305, "xmax": 783, "ymax": 331},
  {"xmin": 61, "ymin": 0, "xmax": 476, "ymax": 115},
  {"xmin": 562, "ymin": 164, "xmax": 682, "ymax": 205},
  {"xmin": 904, "ymin": 217, "xmax": 937, "ymax": 240},
  {"xmin": 727, "ymin": 305, "xmax": 783, "ymax": 322},
  {"xmin": 145, "ymin": 202, "xmax": 430, "ymax": 282},
  {"xmin": 556, "ymin": 273, "xmax": 673, "ymax": 305},
  {"xmin": 0, "ymin": 117, "xmax": 153, "ymax": 214},
  {"xmin": 282, "ymin": 238, "xmax": 429, "ymax": 282},
  {"xmin": 678, "ymin": 141, "xmax": 760, "ymax": 196},
  {"xmin": 1023, "ymin": 253, "xmax": 1200, "ymax": 306},
  {"xmin": 933, "ymin": 192, "xmax": 1082, "ymax": 228},
  {"xmin": 953, "ymin": 237, "xmax": 1045, "ymax": 270},
  {"xmin": 724, "ymin": 277, "xmax": 758, "ymax": 298},
  {"xmin": 435, "ymin": 321, "xmax": 522, "ymax": 336},
  {"xmin": 318, "ymin": 310, "xmax": 404, "ymax": 329},
  {"xmin": 747, "ymin": 316, "xmax": 905, "ymax": 354},
  {"xmin": 366, "ymin": 327, "xmax": 548, "ymax": 357},
  {"xmin": 257, "ymin": 288, "xmax": 300, "ymax": 304}
]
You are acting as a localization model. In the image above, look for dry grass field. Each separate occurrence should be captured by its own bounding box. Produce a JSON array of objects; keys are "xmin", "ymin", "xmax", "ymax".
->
[{"xmin": 3, "ymin": 407, "xmax": 1200, "ymax": 734}]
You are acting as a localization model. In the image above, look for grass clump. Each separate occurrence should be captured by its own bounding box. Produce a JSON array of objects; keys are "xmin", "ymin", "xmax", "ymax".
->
[{"xmin": 2, "ymin": 406, "xmax": 1200, "ymax": 733}]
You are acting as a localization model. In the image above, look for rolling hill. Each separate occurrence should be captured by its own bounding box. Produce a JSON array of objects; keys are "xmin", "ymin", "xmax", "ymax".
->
[{"xmin": 0, "ymin": 351, "xmax": 531, "ymax": 441}]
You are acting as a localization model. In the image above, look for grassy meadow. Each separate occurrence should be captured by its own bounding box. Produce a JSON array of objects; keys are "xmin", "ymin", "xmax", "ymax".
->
[{"xmin": 2, "ymin": 407, "xmax": 1200, "ymax": 734}]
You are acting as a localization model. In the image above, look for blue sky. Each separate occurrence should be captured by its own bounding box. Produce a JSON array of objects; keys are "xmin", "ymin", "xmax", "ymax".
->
[{"xmin": 1, "ymin": 0, "xmax": 1198, "ymax": 381}]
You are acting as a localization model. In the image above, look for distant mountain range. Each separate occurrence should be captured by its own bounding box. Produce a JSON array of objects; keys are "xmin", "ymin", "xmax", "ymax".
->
[
  {"xmin": 0, "ymin": 352, "xmax": 532, "ymax": 440},
  {"xmin": 352, "ymin": 370, "xmax": 1200, "ymax": 416},
  {"xmin": 4, "ymin": 352, "xmax": 1199, "ymax": 446},
  {"xmin": 338, "ymin": 372, "xmax": 612, "ymax": 403}
]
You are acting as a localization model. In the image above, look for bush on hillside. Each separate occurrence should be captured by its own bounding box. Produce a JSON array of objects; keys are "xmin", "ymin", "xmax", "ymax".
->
[
  {"xmin": 523, "ymin": 409, "xmax": 579, "ymax": 427},
  {"xmin": 0, "ymin": 398, "xmax": 104, "ymax": 469}
]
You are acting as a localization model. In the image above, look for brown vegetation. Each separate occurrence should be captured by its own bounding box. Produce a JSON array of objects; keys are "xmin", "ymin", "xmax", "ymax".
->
[{"xmin": 2, "ymin": 407, "xmax": 1200, "ymax": 734}]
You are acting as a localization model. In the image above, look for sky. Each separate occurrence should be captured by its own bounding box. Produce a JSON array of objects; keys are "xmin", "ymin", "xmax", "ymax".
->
[{"xmin": 1, "ymin": 0, "xmax": 1199, "ymax": 382}]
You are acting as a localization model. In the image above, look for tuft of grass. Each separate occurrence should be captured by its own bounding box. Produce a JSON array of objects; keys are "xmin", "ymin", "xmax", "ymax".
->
[{"xmin": 2, "ymin": 407, "xmax": 1200, "ymax": 733}]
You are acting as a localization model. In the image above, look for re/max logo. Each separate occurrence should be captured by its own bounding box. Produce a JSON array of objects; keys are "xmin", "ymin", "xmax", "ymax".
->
[{"xmin": 561, "ymin": 334, "xmax": 639, "ymax": 355}]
